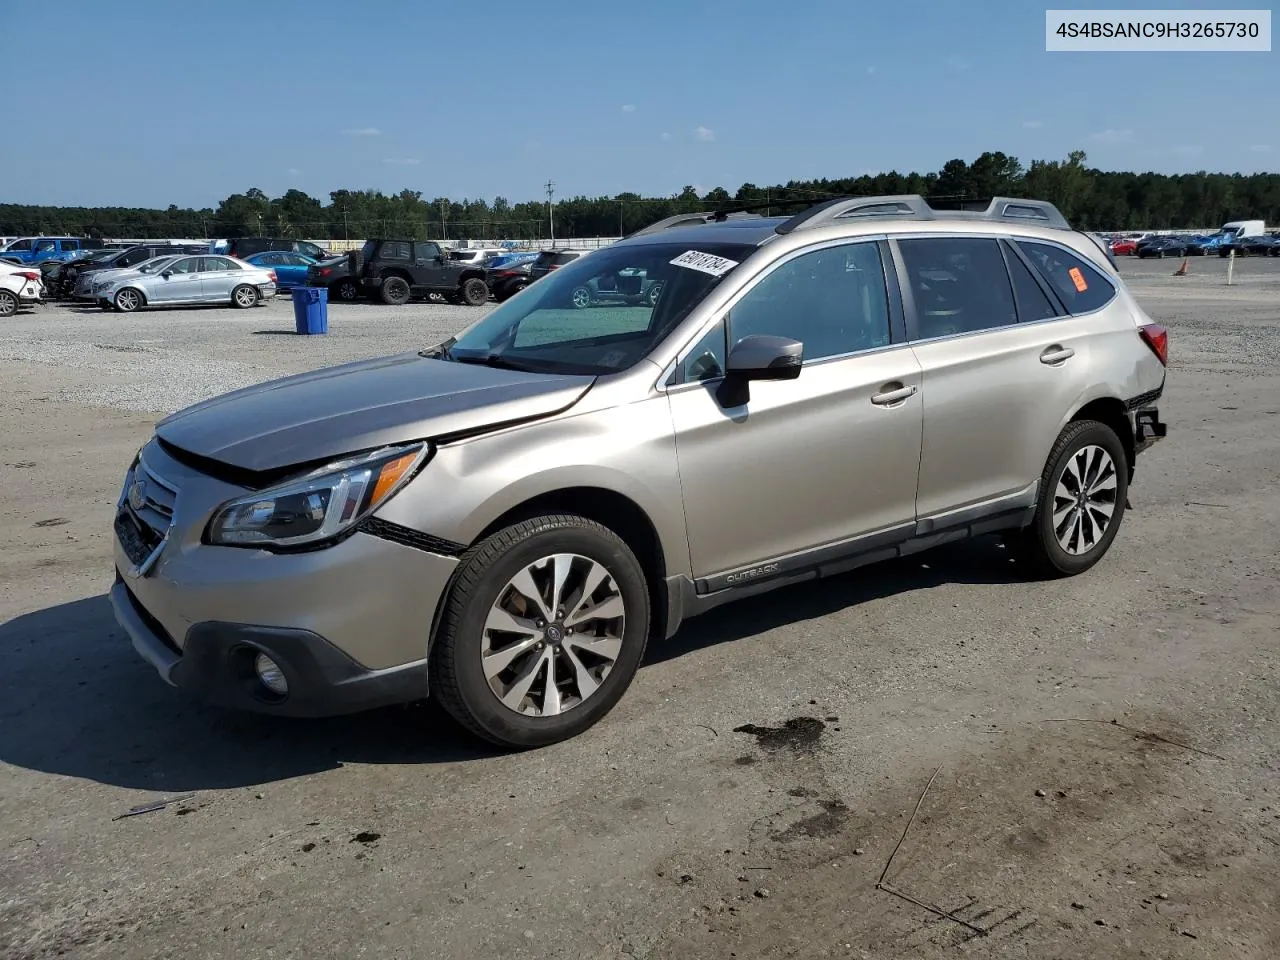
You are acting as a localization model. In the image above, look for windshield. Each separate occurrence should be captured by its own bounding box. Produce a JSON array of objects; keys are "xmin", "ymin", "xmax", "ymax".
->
[
  {"xmin": 137, "ymin": 256, "xmax": 181, "ymax": 273},
  {"xmin": 443, "ymin": 240, "xmax": 757, "ymax": 375}
]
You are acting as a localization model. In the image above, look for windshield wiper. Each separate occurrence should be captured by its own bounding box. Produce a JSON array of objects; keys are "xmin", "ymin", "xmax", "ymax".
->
[{"xmin": 449, "ymin": 351, "xmax": 534, "ymax": 372}]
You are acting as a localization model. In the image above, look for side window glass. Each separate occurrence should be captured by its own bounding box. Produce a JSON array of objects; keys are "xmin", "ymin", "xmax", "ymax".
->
[
  {"xmin": 1002, "ymin": 243, "xmax": 1062, "ymax": 322},
  {"xmin": 8, "ymin": 239, "xmax": 33, "ymax": 252},
  {"xmin": 676, "ymin": 320, "xmax": 727, "ymax": 384},
  {"xmin": 728, "ymin": 242, "xmax": 891, "ymax": 361},
  {"xmin": 380, "ymin": 241, "xmax": 410, "ymax": 260},
  {"xmin": 1014, "ymin": 240, "xmax": 1116, "ymax": 315},
  {"xmin": 415, "ymin": 242, "xmax": 440, "ymax": 261},
  {"xmin": 35, "ymin": 240, "xmax": 56, "ymax": 253},
  {"xmin": 169, "ymin": 258, "xmax": 199, "ymax": 274},
  {"xmin": 897, "ymin": 237, "xmax": 1017, "ymax": 339},
  {"xmin": 121, "ymin": 249, "xmax": 146, "ymax": 266}
]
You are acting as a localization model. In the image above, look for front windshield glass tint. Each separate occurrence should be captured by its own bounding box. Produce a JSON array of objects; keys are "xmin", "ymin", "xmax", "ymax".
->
[
  {"xmin": 447, "ymin": 241, "xmax": 757, "ymax": 375},
  {"xmin": 138, "ymin": 257, "xmax": 179, "ymax": 273}
]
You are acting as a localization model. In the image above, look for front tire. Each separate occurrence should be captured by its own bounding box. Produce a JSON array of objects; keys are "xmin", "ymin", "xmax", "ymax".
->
[
  {"xmin": 380, "ymin": 276, "xmax": 411, "ymax": 305},
  {"xmin": 114, "ymin": 288, "xmax": 144, "ymax": 312},
  {"xmin": 232, "ymin": 284, "xmax": 258, "ymax": 309},
  {"xmin": 461, "ymin": 277, "xmax": 490, "ymax": 306},
  {"xmin": 431, "ymin": 515, "xmax": 650, "ymax": 748},
  {"xmin": 1016, "ymin": 420, "xmax": 1129, "ymax": 579}
]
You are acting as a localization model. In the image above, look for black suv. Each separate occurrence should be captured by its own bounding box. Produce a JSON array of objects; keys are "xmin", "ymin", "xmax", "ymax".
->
[
  {"xmin": 354, "ymin": 239, "xmax": 490, "ymax": 306},
  {"xmin": 221, "ymin": 237, "xmax": 329, "ymax": 260}
]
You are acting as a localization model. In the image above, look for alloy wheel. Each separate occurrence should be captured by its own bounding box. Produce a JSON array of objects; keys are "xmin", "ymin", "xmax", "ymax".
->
[
  {"xmin": 1052, "ymin": 444, "xmax": 1118, "ymax": 555},
  {"xmin": 481, "ymin": 553, "xmax": 625, "ymax": 717}
]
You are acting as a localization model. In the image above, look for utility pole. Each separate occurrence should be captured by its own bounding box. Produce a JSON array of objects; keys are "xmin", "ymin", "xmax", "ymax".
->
[
  {"xmin": 619, "ymin": 201, "xmax": 623, "ymax": 237},
  {"xmin": 545, "ymin": 180, "xmax": 555, "ymax": 248},
  {"xmin": 440, "ymin": 199, "xmax": 447, "ymax": 241}
]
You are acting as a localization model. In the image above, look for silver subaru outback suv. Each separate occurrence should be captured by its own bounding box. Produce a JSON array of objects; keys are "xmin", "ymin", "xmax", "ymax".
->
[{"xmin": 111, "ymin": 195, "xmax": 1169, "ymax": 748}]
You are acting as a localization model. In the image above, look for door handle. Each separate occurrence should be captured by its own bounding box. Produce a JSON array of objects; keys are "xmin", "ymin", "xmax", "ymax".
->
[
  {"xmin": 1040, "ymin": 345, "xmax": 1075, "ymax": 365},
  {"xmin": 870, "ymin": 383, "xmax": 918, "ymax": 406}
]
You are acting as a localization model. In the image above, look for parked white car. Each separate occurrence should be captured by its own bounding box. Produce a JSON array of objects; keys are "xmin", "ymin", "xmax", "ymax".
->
[
  {"xmin": 0, "ymin": 263, "xmax": 44, "ymax": 317},
  {"xmin": 97, "ymin": 255, "xmax": 277, "ymax": 312}
]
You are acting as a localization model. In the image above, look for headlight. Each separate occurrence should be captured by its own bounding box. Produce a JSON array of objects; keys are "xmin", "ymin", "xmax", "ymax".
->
[{"xmin": 205, "ymin": 442, "xmax": 429, "ymax": 549}]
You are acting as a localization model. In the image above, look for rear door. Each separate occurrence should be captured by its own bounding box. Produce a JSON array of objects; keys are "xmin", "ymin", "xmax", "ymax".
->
[
  {"xmin": 197, "ymin": 256, "xmax": 243, "ymax": 300},
  {"xmin": 896, "ymin": 234, "xmax": 1109, "ymax": 520}
]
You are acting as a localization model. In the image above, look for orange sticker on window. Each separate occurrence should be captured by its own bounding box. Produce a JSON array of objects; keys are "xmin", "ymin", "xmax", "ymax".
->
[{"xmin": 1068, "ymin": 266, "xmax": 1088, "ymax": 292}]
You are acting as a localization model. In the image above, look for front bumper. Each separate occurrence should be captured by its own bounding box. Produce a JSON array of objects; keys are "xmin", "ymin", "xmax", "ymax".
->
[
  {"xmin": 110, "ymin": 578, "xmax": 431, "ymax": 716},
  {"xmin": 109, "ymin": 440, "xmax": 460, "ymax": 716}
]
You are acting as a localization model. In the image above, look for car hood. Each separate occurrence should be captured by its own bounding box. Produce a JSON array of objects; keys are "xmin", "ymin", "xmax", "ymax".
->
[{"xmin": 155, "ymin": 352, "xmax": 596, "ymax": 474}]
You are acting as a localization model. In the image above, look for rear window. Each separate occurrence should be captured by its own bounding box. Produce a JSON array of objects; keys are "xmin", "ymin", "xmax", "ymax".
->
[
  {"xmin": 1015, "ymin": 241, "xmax": 1116, "ymax": 315},
  {"xmin": 554, "ymin": 252, "xmax": 581, "ymax": 266}
]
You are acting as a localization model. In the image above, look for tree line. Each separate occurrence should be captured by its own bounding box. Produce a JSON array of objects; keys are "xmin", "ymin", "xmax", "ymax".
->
[{"xmin": 2, "ymin": 151, "xmax": 1277, "ymax": 242}]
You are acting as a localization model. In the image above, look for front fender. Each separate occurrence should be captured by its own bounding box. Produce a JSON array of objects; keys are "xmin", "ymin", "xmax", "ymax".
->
[{"xmin": 373, "ymin": 395, "xmax": 693, "ymax": 578}]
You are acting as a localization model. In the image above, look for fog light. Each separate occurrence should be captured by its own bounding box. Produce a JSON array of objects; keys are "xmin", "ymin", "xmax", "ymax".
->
[{"xmin": 254, "ymin": 653, "xmax": 288, "ymax": 696}]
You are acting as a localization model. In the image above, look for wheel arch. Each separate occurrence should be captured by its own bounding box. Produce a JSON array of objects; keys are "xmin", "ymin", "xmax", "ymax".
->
[
  {"xmin": 379, "ymin": 267, "xmax": 413, "ymax": 282},
  {"xmin": 425, "ymin": 484, "xmax": 672, "ymax": 659},
  {"xmin": 1066, "ymin": 395, "xmax": 1135, "ymax": 480}
]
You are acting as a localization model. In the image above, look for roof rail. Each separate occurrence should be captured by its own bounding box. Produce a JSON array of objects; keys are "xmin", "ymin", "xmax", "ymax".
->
[
  {"xmin": 978, "ymin": 196, "xmax": 1071, "ymax": 230},
  {"xmin": 774, "ymin": 194, "xmax": 1072, "ymax": 235},
  {"xmin": 775, "ymin": 195, "xmax": 936, "ymax": 234},
  {"xmin": 624, "ymin": 210, "xmax": 767, "ymax": 239}
]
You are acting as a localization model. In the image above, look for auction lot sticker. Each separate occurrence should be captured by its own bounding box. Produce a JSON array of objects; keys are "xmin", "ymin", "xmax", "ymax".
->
[{"xmin": 670, "ymin": 250, "xmax": 740, "ymax": 277}]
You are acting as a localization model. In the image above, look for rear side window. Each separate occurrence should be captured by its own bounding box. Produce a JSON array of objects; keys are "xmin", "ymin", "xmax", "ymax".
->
[
  {"xmin": 896, "ymin": 237, "xmax": 1017, "ymax": 339},
  {"xmin": 378, "ymin": 241, "xmax": 411, "ymax": 260},
  {"xmin": 1002, "ymin": 243, "xmax": 1062, "ymax": 322},
  {"xmin": 1015, "ymin": 240, "xmax": 1116, "ymax": 315},
  {"xmin": 554, "ymin": 252, "xmax": 581, "ymax": 266},
  {"xmin": 120, "ymin": 248, "xmax": 150, "ymax": 266}
]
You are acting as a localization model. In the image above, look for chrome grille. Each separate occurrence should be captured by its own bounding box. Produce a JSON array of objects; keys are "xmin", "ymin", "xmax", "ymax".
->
[
  {"xmin": 118, "ymin": 457, "xmax": 180, "ymax": 578},
  {"xmin": 126, "ymin": 459, "xmax": 179, "ymax": 535}
]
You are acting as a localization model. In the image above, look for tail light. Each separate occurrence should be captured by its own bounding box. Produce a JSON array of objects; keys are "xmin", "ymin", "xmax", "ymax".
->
[
  {"xmin": 18, "ymin": 271, "xmax": 40, "ymax": 281},
  {"xmin": 1139, "ymin": 323, "xmax": 1168, "ymax": 366},
  {"xmin": 319, "ymin": 267, "xmax": 332, "ymax": 278},
  {"xmin": 268, "ymin": 270, "xmax": 278, "ymax": 283}
]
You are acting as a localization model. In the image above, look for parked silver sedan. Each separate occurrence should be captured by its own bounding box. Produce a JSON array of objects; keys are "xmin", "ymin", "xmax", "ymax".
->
[{"xmin": 98, "ymin": 255, "xmax": 277, "ymax": 312}]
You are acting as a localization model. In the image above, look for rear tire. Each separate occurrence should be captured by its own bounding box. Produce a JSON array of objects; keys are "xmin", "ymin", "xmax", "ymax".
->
[
  {"xmin": 431, "ymin": 514, "xmax": 650, "ymax": 748},
  {"xmin": 0, "ymin": 290, "xmax": 17, "ymax": 317},
  {"xmin": 333, "ymin": 278, "xmax": 360, "ymax": 302},
  {"xmin": 1015, "ymin": 420, "xmax": 1129, "ymax": 579},
  {"xmin": 380, "ymin": 276, "xmax": 411, "ymax": 305},
  {"xmin": 461, "ymin": 277, "xmax": 489, "ymax": 306},
  {"xmin": 231, "ymin": 284, "xmax": 258, "ymax": 309}
]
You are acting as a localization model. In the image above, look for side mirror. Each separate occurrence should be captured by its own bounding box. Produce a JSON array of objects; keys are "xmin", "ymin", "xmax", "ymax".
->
[
  {"xmin": 717, "ymin": 335, "xmax": 803, "ymax": 407},
  {"xmin": 160, "ymin": 271, "xmax": 172, "ymax": 279}
]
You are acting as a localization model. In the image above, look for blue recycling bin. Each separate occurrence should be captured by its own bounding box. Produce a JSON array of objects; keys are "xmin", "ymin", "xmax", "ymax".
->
[{"xmin": 292, "ymin": 286, "xmax": 328, "ymax": 335}]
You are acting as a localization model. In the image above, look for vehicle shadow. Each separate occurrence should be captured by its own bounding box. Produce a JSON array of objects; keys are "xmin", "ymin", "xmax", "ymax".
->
[
  {"xmin": 0, "ymin": 538, "xmax": 1022, "ymax": 792},
  {"xmin": 647, "ymin": 536, "xmax": 1024, "ymax": 666},
  {"xmin": 0, "ymin": 596, "xmax": 498, "ymax": 793}
]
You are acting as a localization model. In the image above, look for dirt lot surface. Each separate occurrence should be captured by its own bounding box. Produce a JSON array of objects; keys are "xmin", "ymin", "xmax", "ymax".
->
[{"xmin": 2, "ymin": 257, "xmax": 1278, "ymax": 959}]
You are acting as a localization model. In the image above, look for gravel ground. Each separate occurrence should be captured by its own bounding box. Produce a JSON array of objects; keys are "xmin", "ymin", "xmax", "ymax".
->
[{"xmin": 1, "ymin": 256, "xmax": 1278, "ymax": 960}]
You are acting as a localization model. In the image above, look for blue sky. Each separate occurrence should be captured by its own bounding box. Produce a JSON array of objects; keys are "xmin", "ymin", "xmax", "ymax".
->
[{"xmin": 5, "ymin": 0, "xmax": 1275, "ymax": 208}]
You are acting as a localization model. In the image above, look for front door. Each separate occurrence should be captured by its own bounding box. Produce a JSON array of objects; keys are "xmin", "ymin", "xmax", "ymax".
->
[
  {"xmin": 414, "ymin": 242, "xmax": 447, "ymax": 288},
  {"xmin": 667, "ymin": 239, "xmax": 923, "ymax": 585},
  {"xmin": 150, "ymin": 256, "xmax": 203, "ymax": 302}
]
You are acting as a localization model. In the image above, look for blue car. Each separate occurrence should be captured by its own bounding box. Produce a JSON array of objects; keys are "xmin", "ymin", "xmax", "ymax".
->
[{"xmin": 243, "ymin": 251, "xmax": 318, "ymax": 290}]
